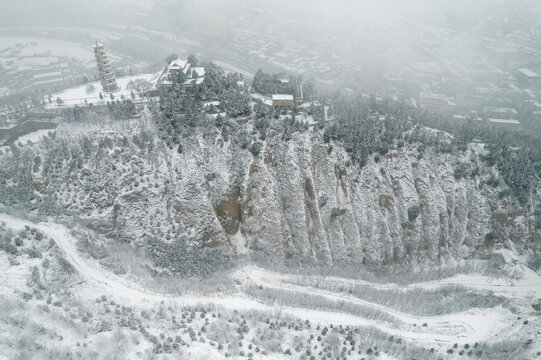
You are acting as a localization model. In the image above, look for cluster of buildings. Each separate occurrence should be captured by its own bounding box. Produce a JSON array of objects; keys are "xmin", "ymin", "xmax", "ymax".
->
[
  {"xmin": 197, "ymin": 1, "xmax": 541, "ymax": 131},
  {"xmin": 361, "ymin": 8, "xmax": 541, "ymax": 130},
  {"xmin": 153, "ymin": 58, "xmax": 205, "ymax": 94},
  {"xmin": 5, "ymin": 0, "xmax": 540, "ymax": 135},
  {"xmin": 90, "ymin": 44, "xmax": 206, "ymax": 99},
  {"xmin": 0, "ymin": 44, "xmax": 85, "ymax": 95},
  {"xmin": 394, "ymin": 61, "xmax": 541, "ymax": 129},
  {"xmin": 227, "ymin": 4, "xmax": 338, "ymax": 84}
]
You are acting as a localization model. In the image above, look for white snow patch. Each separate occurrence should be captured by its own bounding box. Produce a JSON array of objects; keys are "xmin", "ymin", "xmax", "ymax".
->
[
  {"xmin": 1, "ymin": 214, "xmax": 538, "ymax": 351},
  {"xmin": 46, "ymin": 74, "xmax": 155, "ymax": 108},
  {"xmin": 15, "ymin": 129, "xmax": 54, "ymax": 145}
]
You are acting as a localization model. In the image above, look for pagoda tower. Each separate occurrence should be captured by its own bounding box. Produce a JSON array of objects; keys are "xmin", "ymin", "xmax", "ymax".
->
[{"xmin": 93, "ymin": 42, "xmax": 119, "ymax": 92}]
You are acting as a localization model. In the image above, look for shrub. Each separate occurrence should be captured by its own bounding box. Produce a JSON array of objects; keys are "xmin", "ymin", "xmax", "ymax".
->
[
  {"xmin": 454, "ymin": 163, "xmax": 469, "ymax": 180},
  {"xmin": 527, "ymin": 254, "xmax": 541, "ymax": 271},
  {"xmin": 485, "ymin": 232, "xmax": 497, "ymax": 247},
  {"xmin": 250, "ymin": 142, "xmax": 262, "ymax": 156},
  {"xmin": 27, "ymin": 247, "xmax": 42, "ymax": 259},
  {"xmin": 0, "ymin": 240, "xmax": 18, "ymax": 255},
  {"xmin": 407, "ymin": 205, "xmax": 421, "ymax": 223}
]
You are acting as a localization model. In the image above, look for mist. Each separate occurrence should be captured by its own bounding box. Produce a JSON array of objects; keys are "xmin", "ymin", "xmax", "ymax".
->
[
  {"xmin": 2, "ymin": 0, "xmax": 541, "ymax": 124},
  {"xmin": 1, "ymin": 1, "xmax": 541, "ymax": 359}
]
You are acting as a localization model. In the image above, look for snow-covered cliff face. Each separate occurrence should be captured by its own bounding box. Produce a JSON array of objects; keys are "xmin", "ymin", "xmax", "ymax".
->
[{"xmin": 25, "ymin": 120, "xmax": 540, "ymax": 267}]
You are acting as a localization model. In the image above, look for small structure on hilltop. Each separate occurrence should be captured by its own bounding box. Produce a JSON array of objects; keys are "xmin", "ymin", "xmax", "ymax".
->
[
  {"xmin": 155, "ymin": 58, "xmax": 205, "ymax": 93},
  {"xmin": 93, "ymin": 42, "xmax": 119, "ymax": 93},
  {"xmin": 272, "ymin": 94, "xmax": 295, "ymax": 109}
]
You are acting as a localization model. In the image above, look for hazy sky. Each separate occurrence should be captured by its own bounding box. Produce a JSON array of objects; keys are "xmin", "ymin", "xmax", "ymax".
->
[
  {"xmin": 1, "ymin": 0, "xmax": 539, "ymax": 28},
  {"xmin": 2, "ymin": 0, "xmax": 541, "ymax": 92}
]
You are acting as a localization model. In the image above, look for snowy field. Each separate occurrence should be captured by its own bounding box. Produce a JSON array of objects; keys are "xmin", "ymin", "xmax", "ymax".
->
[
  {"xmin": 0, "ymin": 115, "xmax": 539, "ymax": 359},
  {"xmin": 251, "ymin": 93, "xmax": 273, "ymax": 106},
  {"xmin": 0, "ymin": 211, "xmax": 539, "ymax": 359},
  {"xmin": 212, "ymin": 60, "xmax": 254, "ymax": 78},
  {"xmin": 15, "ymin": 129, "xmax": 54, "ymax": 146},
  {"xmin": 0, "ymin": 36, "xmax": 97, "ymax": 68},
  {"xmin": 45, "ymin": 73, "xmax": 156, "ymax": 109}
]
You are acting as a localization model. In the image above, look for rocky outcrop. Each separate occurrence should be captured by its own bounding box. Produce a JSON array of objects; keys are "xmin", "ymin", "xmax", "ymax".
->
[{"xmin": 34, "ymin": 125, "xmax": 540, "ymax": 267}]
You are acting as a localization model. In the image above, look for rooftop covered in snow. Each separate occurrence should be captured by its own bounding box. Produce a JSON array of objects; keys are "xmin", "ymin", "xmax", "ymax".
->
[
  {"xmin": 488, "ymin": 118, "xmax": 521, "ymax": 125},
  {"xmin": 272, "ymin": 94, "xmax": 294, "ymax": 101},
  {"xmin": 518, "ymin": 68, "xmax": 539, "ymax": 78}
]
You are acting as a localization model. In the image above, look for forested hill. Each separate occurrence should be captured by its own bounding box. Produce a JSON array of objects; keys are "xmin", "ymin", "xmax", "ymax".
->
[{"xmin": 0, "ymin": 63, "xmax": 540, "ymax": 275}]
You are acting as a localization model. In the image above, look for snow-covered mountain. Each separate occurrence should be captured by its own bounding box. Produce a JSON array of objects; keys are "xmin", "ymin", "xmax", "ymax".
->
[
  {"xmin": 1, "ymin": 105, "xmax": 540, "ymax": 359},
  {"xmin": 2, "ymin": 113, "xmax": 538, "ymax": 272}
]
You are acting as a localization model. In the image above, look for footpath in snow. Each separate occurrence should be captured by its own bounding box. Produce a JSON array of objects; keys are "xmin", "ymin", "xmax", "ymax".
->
[{"xmin": 1, "ymin": 213, "xmax": 537, "ymax": 347}]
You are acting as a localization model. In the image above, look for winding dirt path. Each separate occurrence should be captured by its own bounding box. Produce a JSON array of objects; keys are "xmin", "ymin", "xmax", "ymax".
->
[{"xmin": 1, "ymin": 213, "xmax": 533, "ymax": 346}]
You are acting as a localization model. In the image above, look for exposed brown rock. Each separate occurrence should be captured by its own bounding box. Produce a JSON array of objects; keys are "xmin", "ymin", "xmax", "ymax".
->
[
  {"xmin": 215, "ymin": 187, "xmax": 241, "ymax": 235},
  {"xmin": 379, "ymin": 195, "xmax": 395, "ymax": 212}
]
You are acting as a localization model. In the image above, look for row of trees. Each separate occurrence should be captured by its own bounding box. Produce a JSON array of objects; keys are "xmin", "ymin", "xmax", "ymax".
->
[
  {"xmin": 415, "ymin": 109, "xmax": 541, "ymax": 204},
  {"xmin": 157, "ymin": 57, "xmax": 251, "ymax": 138},
  {"xmin": 251, "ymin": 69, "xmax": 297, "ymax": 95},
  {"xmin": 251, "ymin": 69, "xmax": 317, "ymax": 102},
  {"xmin": 319, "ymin": 91, "xmax": 540, "ymax": 205},
  {"xmin": 157, "ymin": 61, "xmax": 536, "ymax": 209},
  {"xmin": 146, "ymin": 235, "xmax": 232, "ymax": 277},
  {"xmin": 323, "ymin": 95, "xmax": 414, "ymax": 167},
  {"xmin": 60, "ymin": 99, "xmax": 137, "ymax": 122}
]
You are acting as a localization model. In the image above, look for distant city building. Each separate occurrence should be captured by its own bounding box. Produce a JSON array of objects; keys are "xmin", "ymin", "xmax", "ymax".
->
[
  {"xmin": 93, "ymin": 42, "xmax": 119, "ymax": 93},
  {"xmin": 517, "ymin": 68, "xmax": 539, "ymax": 79},
  {"xmin": 488, "ymin": 118, "xmax": 521, "ymax": 126},
  {"xmin": 517, "ymin": 68, "xmax": 541, "ymax": 89},
  {"xmin": 418, "ymin": 92, "xmax": 455, "ymax": 113},
  {"xmin": 482, "ymin": 106, "xmax": 518, "ymax": 120}
]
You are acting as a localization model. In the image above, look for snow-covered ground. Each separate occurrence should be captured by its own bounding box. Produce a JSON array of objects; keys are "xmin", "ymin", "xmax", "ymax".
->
[
  {"xmin": 45, "ymin": 73, "xmax": 156, "ymax": 109},
  {"xmin": 0, "ymin": 36, "xmax": 96, "ymax": 67},
  {"xmin": 15, "ymin": 129, "xmax": 54, "ymax": 146},
  {"xmin": 248, "ymin": 264, "xmax": 541, "ymax": 298},
  {"xmin": 233, "ymin": 266, "xmax": 537, "ymax": 345},
  {"xmin": 212, "ymin": 60, "xmax": 254, "ymax": 78},
  {"xmin": 1, "ymin": 212, "xmax": 539, "ymax": 358},
  {"xmin": 251, "ymin": 93, "xmax": 273, "ymax": 107}
]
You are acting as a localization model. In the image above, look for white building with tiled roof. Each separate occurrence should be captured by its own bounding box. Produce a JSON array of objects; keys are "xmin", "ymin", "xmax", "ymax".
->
[{"xmin": 155, "ymin": 58, "xmax": 205, "ymax": 92}]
